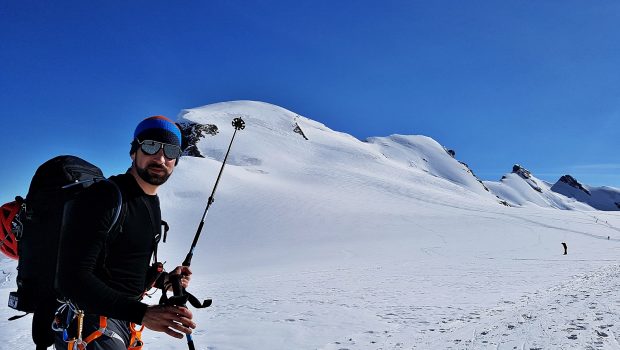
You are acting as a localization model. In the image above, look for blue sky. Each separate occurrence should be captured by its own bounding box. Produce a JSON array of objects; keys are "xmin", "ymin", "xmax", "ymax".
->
[{"xmin": 1, "ymin": 1, "xmax": 618, "ymax": 204}]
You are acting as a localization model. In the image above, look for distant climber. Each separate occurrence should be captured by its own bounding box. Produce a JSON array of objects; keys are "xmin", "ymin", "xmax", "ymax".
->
[{"xmin": 562, "ymin": 242, "xmax": 568, "ymax": 255}]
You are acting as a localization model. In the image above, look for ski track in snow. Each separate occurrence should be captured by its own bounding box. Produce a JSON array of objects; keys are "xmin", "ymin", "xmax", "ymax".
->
[
  {"xmin": 2, "ymin": 261, "xmax": 620, "ymax": 349},
  {"xmin": 411, "ymin": 264, "xmax": 620, "ymax": 350},
  {"xmin": 139, "ymin": 259, "xmax": 620, "ymax": 350}
]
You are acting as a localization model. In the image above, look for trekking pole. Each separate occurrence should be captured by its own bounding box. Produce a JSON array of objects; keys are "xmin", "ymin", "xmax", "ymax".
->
[
  {"xmin": 169, "ymin": 117, "xmax": 245, "ymax": 350},
  {"xmin": 168, "ymin": 274, "xmax": 196, "ymax": 350},
  {"xmin": 182, "ymin": 117, "xmax": 245, "ymax": 267}
]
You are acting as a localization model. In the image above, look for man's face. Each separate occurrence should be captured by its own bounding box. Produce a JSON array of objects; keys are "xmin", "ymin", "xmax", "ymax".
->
[{"xmin": 133, "ymin": 145, "xmax": 176, "ymax": 186}]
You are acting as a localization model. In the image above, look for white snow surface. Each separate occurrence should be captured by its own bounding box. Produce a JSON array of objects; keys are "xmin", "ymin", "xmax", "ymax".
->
[{"xmin": 2, "ymin": 100, "xmax": 620, "ymax": 349}]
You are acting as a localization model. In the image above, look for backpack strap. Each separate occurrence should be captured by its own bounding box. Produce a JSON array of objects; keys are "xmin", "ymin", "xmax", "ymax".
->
[
  {"xmin": 138, "ymin": 196, "xmax": 166, "ymax": 264},
  {"xmin": 98, "ymin": 179, "xmax": 167, "ymax": 299},
  {"xmin": 99, "ymin": 179, "xmax": 126, "ymax": 278},
  {"xmin": 104, "ymin": 179, "xmax": 124, "ymax": 236}
]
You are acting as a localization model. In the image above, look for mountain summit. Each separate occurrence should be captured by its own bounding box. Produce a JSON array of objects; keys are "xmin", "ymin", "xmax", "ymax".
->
[
  {"xmin": 551, "ymin": 174, "xmax": 620, "ymax": 211},
  {"xmin": 176, "ymin": 100, "xmax": 618, "ymax": 212}
]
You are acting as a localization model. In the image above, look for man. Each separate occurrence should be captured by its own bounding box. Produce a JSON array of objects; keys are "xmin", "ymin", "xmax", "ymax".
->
[{"xmin": 55, "ymin": 116, "xmax": 196, "ymax": 349}]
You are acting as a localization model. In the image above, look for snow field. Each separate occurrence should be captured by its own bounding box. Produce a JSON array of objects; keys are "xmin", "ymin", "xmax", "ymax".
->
[{"xmin": 1, "ymin": 101, "xmax": 619, "ymax": 349}]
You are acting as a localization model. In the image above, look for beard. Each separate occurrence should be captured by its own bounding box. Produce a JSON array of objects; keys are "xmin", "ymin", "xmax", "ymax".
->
[{"xmin": 136, "ymin": 161, "xmax": 172, "ymax": 186}]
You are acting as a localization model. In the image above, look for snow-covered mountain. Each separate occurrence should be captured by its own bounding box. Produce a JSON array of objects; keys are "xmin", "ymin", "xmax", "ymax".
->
[
  {"xmin": 484, "ymin": 165, "xmax": 595, "ymax": 210},
  {"xmin": 178, "ymin": 101, "xmax": 617, "ymax": 212},
  {"xmin": 483, "ymin": 164, "xmax": 620, "ymax": 211},
  {"xmin": 2, "ymin": 100, "xmax": 620, "ymax": 350},
  {"xmin": 551, "ymin": 174, "xmax": 620, "ymax": 211}
]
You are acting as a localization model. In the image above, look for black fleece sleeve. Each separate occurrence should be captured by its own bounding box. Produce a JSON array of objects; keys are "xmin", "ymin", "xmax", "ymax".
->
[{"xmin": 56, "ymin": 182, "xmax": 148, "ymax": 324}]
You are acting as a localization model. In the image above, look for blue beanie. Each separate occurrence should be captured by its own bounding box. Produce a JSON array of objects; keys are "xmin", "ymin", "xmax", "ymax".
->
[{"xmin": 134, "ymin": 116, "xmax": 182, "ymax": 146}]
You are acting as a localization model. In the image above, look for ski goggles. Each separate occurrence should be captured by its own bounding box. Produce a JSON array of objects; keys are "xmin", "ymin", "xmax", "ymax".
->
[{"xmin": 137, "ymin": 139, "xmax": 182, "ymax": 160}]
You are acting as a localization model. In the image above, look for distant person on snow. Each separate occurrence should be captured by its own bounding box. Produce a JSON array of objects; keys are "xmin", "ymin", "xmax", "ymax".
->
[
  {"xmin": 562, "ymin": 242, "xmax": 568, "ymax": 255},
  {"xmin": 54, "ymin": 116, "xmax": 196, "ymax": 350}
]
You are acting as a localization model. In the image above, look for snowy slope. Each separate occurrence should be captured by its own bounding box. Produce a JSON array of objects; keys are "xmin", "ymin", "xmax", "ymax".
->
[
  {"xmin": 366, "ymin": 135, "xmax": 493, "ymax": 198},
  {"xmin": 484, "ymin": 165, "xmax": 597, "ymax": 210},
  {"xmin": 551, "ymin": 175, "xmax": 620, "ymax": 211},
  {"xmin": 1, "ymin": 100, "xmax": 620, "ymax": 350}
]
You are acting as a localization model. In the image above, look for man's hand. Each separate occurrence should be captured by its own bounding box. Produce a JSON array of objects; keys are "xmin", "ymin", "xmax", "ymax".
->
[
  {"xmin": 142, "ymin": 305, "xmax": 196, "ymax": 339},
  {"xmin": 169, "ymin": 265, "xmax": 192, "ymax": 289}
]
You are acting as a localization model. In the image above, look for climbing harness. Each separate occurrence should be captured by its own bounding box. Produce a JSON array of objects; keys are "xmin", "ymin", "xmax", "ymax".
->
[{"xmin": 53, "ymin": 301, "xmax": 144, "ymax": 350}]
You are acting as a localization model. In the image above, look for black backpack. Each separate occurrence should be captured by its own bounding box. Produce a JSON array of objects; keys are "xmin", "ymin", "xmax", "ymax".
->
[{"xmin": 7, "ymin": 155, "xmax": 123, "ymax": 348}]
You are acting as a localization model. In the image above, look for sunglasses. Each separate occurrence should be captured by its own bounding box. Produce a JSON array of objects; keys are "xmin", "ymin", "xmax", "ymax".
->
[{"xmin": 138, "ymin": 139, "xmax": 182, "ymax": 160}]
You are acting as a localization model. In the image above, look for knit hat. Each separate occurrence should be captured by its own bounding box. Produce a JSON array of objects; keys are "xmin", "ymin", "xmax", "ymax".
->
[{"xmin": 133, "ymin": 116, "xmax": 182, "ymax": 146}]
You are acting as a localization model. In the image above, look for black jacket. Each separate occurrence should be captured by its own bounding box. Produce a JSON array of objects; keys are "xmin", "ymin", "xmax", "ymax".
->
[{"xmin": 56, "ymin": 172, "xmax": 162, "ymax": 324}]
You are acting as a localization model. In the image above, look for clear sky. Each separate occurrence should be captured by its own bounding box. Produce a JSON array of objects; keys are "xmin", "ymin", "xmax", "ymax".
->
[{"xmin": 1, "ymin": 1, "xmax": 618, "ymax": 204}]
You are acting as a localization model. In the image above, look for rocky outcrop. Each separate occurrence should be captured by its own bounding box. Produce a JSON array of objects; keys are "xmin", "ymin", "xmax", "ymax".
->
[
  {"xmin": 512, "ymin": 164, "xmax": 542, "ymax": 193},
  {"xmin": 293, "ymin": 122, "xmax": 308, "ymax": 140},
  {"xmin": 460, "ymin": 161, "xmax": 489, "ymax": 192},
  {"xmin": 498, "ymin": 199, "xmax": 511, "ymax": 207},
  {"xmin": 512, "ymin": 164, "xmax": 531, "ymax": 179},
  {"xmin": 557, "ymin": 175, "xmax": 590, "ymax": 195},
  {"xmin": 178, "ymin": 122, "xmax": 219, "ymax": 157},
  {"xmin": 444, "ymin": 147, "xmax": 456, "ymax": 158}
]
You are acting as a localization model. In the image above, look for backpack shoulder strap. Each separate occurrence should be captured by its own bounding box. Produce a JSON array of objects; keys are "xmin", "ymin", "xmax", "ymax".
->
[
  {"xmin": 102, "ymin": 179, "xmax": 124, "ymax": 235},
  {"xmin": 98, "ymin": 179, "xmax": 126, "ymax": 277}
]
